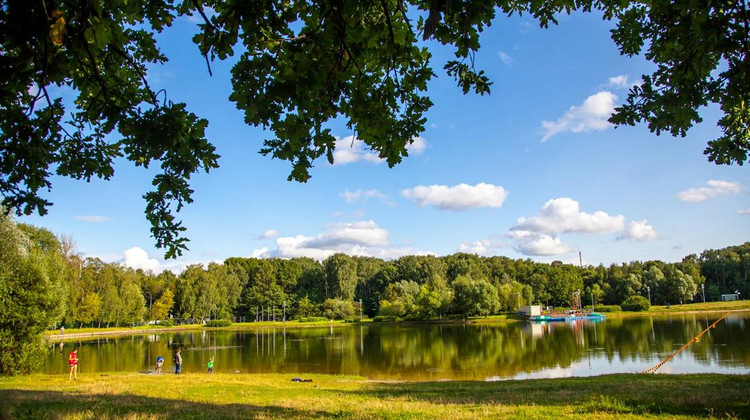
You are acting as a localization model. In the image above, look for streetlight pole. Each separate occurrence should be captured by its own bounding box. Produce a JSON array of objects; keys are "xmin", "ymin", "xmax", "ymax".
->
[
  {"xmin": 647, "ymin": 286, "xmax": 651, "ymax": 305},
  {"xmin": 359, "ymin": 299, "xmax": 363, "ymax": 319},
  {"xmin": 701, "ymin": 283, "xmax": 705, "ymax": 302},
  {"xmin": 283, "ymin": 301, "xmax": 286, "ymax": 322}
]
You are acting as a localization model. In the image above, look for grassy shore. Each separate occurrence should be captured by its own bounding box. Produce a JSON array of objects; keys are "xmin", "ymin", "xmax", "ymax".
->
[
  {"xmin": 45, "ymin": 300, "xmax": 750, "ymax": 340},
  {"xmin": 1, "ymin": 372, "xmax": 748, "ymax": 419}
]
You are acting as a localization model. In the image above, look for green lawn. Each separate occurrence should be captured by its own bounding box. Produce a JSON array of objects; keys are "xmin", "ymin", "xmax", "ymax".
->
[{"xmin": 0, "ymin": 372, "xmax": 747, "ymax": 419}]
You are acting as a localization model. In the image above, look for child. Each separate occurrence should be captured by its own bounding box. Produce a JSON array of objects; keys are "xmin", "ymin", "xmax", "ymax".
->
[
  {"xmin": 174, "ymin": 348, "xmax": 182, "ymax": 374},
  {"xmin": 68, "ymin": 348, "xmax": 78, "ymax": 380},
  {"xmin": 207, "ymin": 356, "xmax": 214, "ymax": 374},
  {"xmin": 155, "ymin": 356, "xmax": 164, "ymax": 373}
]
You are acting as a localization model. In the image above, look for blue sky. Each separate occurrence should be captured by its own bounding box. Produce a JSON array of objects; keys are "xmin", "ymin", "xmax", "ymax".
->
[{"xmin": 20, "ymin": 10, "xmax": 750, "ymax": 272}]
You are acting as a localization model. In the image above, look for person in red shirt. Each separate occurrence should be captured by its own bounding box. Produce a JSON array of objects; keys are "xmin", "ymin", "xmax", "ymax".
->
[{"xmin": 68, "ymin": 348, "xmax": 78, "ymax": 380}]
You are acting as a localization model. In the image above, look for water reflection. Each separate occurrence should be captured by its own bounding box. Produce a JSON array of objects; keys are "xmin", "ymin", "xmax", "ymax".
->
[{"xmin": 44, "ymin": 313, "xmax": 750, "ymax": 380}]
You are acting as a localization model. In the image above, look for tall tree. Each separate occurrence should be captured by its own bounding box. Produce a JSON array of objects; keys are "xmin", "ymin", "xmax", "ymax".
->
[{"xmin": 0, "ymin": 216, "xmax": 66, "ymax": 374}]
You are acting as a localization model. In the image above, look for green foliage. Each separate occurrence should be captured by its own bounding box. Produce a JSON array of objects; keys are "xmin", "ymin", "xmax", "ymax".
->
[
  {"xmin": 0, "ymin": 215, "xmax": 66, "ymax": 374},
  {"xmin": 204, "ymin": 319, "xmax": 232, "ymax": 328},
  {"xmin": 588, "ymin": 305, "xmax": 622, "ymax": 312},
  {"xmin": 621, "ymin": 296, "xmax": 651, "ymax": 312},
  {"xmin": 3, "ymin": 1, "xmax": 745, "ymax": 258},
  {"xmin": 158, "ymin": 318, "xmax": 174, "ymax": 327},
  {"xmin": 452, "ymin": 275, "xmax": 500, "ymax": 317},
  {"xmin": 372, "ymin": 315, "xmax": 399, "ymax": 322},
  {"xmin": 322, "ymin": 298, "xmax": 355, "ymax": 320},
  {"xmin": 297, "ymin": 316, "xmax": 329, "ymax": 323}
]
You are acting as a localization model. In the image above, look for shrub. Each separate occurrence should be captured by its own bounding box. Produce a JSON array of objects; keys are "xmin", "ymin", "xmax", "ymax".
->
[
  {"xmin": 322, "ymin": 298, "xmax": 355, "ymax": 320},
  {"xmin": 344, "ymin": 316, "xmax": 363, "ymax": 323},
  {"xmin": 159, "ymin": 319, "xmax": 174, "ymax": 327},
  {"xmin": 297, "ymin": 316, "xmax": 329, "ymax": 323},
  {"xmin": 621, "ymin": 296, "xmax": 650, "ymax": 312},
  {"xmin": 204, "ymin": 319, "xmax": 232, "ymax": 327},
  {"xmin": 373, "ymin": 315, "xmax": 398, "ymax": 322},
  {"xmin": 584, "ymin": 305, "xmax": 622, "ymax": 312},
  {"xmin": 595, "ymin": 305, "xmax": 622, "ymax": 312}
]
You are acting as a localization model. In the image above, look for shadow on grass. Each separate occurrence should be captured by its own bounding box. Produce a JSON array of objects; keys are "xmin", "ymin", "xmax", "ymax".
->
[
  {"xmin": 0, "ymin": 389, "xmax": 336, "ymax": 420},
  {"xmin": 348, "ymin": 374, "xmax": 750, "ymax": 418}
]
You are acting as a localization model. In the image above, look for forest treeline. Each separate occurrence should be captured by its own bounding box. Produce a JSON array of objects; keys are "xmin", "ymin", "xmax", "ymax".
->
[{"xmin": 10, "ymin": 222, "xmax": 749, "ymax": 328}]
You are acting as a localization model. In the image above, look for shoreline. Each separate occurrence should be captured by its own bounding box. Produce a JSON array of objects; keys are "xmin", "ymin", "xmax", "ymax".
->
[{"xmin": 45, "ymin": 307, "xmax": 750, "ymax": 341}]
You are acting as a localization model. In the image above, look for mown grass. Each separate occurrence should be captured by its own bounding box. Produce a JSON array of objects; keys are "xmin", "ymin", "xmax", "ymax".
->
[{"xmin": 0, "ymin": 372, "xmax": 747, "ymax": 419}]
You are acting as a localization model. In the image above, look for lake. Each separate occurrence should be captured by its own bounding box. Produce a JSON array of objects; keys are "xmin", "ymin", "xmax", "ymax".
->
[{"xmin": 45, "ymin": 312, "xmax": 750, "ymax": 381}]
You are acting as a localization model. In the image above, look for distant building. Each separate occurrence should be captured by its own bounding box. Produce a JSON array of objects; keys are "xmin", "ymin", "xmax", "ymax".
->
[
  {"xmin": 520, "ymin": 305, "xmax": 542, "ymax": 317},
  {"xmin": 721, "ymin": 293, "xmax": 740, "ymax": 301}
]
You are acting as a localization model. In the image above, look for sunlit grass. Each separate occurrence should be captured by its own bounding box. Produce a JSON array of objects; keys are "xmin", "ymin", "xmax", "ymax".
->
[{"xmin": 0, "ymin": 372, "xmax": 747, "ymax": 419}]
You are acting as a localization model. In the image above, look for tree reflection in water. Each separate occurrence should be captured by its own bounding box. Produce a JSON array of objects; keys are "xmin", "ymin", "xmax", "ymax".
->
[{"xmin": 45, "ymin": 313, "xmax": 750, "ymax": 380}]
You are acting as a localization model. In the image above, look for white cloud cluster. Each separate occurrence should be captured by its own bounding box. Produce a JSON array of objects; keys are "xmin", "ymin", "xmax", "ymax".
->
[
  {"xmin": 458, "ymin": 239, "xmax": 508, "ymax": 256},
  {"xmin": 252, "ymin": 220, "xmax": 420, "ymax": 260},
  {"xmin": 541, "ymin": 91, "xmax": 617, "ymax": 142},
  {"xmin": 676, "ymin": 180, "xmax": 741, "ymax": 202},
  {"xmin": 257, "ymin": 229, "xmax": 279, "ymax": 240},
  {"xmin": 122, "ymin": 247, "xmax": 160, "ymax": 272},
  {"xmin": 513, "ymin": 198, "xmax": 625, "ymax": 234},
  {"xmin": 508, "ymin": 231, "xmax": 573, "ymax": 256},
  {"xmin": 332, "ymin": 136, "xmax": 426, "ymax": 165},
  {"xmin": 341, "ymin": 189, "xmax": 389, "ymax": 204},
  {"xmin": 607, "ymin": 75, "xmax": 629, "ymax": 88},
  {"xmin": 619, "ymin": 220, "xmax": 658, "ymax": 241},
  {"xmin": 738, "ymin": 208, "xmax": 750, "ymax": 215},
  {"xmin": 508, "ymin": 198, "xmax": 654, "ymax": 256},
  {"xmin": 74, "ymin": 215, "xmax": 112, "ymax": 223},
  {"xmin": 401, "ymin": 183, "xmax": 508, "ymax": 210}
]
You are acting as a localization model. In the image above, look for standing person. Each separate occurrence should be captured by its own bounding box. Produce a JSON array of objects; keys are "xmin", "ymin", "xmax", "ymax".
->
[
  {"xmin": 207, "ymin": 356, "xmax": 214, "ymax": 374},
  {"xmin": 68, "ymin": 348, "xmax": 78, "ymax": 380},
  {"xmin": 174, "ymin": 348, "xmax": 182, "ymax": 374},
  {"xmin": 155, "ymin": 356, "xmax": 164, "ymax": 373}
]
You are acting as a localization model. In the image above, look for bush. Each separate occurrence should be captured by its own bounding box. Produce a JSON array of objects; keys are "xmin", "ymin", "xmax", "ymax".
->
[
  {"xmin": 204, "ymin": 319, "xmax": 232, "ymax": 327},
  {"xmin": 344, "ymin": 316, "xmax": 363, "ymax": 323},
  {"xmin": 322, "ymin": 298, "xmax": 355, "ymax": 320},
  {"xmin": 584, "ymin": 305, "xmax": 622, "ymax": 312},
  {"xmin": 373, "ymin": 315, "xmax": 398, "ymax": 322},
  {"xmin": 159, "ymin": 319, "xmax": 174, "ymax": 327},
  {"xmin": 621, "ymin": 296, "xmax": 650, "ymax": 312},
  {"xmin": 297, "ymin": 316, "xmax": 329, "ymax": 323}
]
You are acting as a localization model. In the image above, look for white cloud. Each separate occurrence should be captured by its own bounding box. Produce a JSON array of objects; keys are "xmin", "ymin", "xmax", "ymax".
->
[
  {"xmin": 401, "ymin": 183, "xmax": 508, "ymax": 210},
  {"xmin": 332, "ymin": 136, "xmax": 426, "ymax": 166},
  {"xmin": 512, "ymin": 198, "xmax": 625, "ymax": 234},
  {"xmin": 257, "ymin": 229, "xmax": 279, "ymax": 240},
  {"xmin": 738, "ymin": 208, "xmax": 750, "ymax": 215},
  {"xmin": 74, "ymin": 215, "xmax": 112, "ymax": 223},
  {"xmin": 607, "ymin": 75, "xmax": 629, "ymax": 88},
  {"xmin": 677, "ymin": 180, "xmax": 741, "ymax": 202},
  {"xmin": 508, "ymin": 231, "xmax": 573, "ymax": 256},
  {"xmin": 341, "ymin": 189, "xmax": 390, "ymax": 205},
  {"xmin": 122, "ymin": 247, "xmax": 160, "ymax": 272},
  {"xmin": 458, "ymin": 239, "xmax": 508, "ymax": 256},
  {"xmin": 250, "ymin": 247, "xmax": 269, "ymax": 258},
  {"xmin": 498, "ymin": 51, "xmax": 513, "ymax": 65},
  {"xmin": 508, "ymin": 198, "xmax": 625, "ymax": 256},
  {"xmin": 260, "ymin": 220, "xmax": 424, "ymax": 260},
  {"xmin": 541, "ymin": 91, "xmax": 617, "ymax": 142},
  {"xmin": 619, "ymin": 220, "xmax": 658, "ymax": 241}
]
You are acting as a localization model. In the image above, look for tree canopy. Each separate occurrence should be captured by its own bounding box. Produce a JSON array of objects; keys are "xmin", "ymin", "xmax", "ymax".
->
[{"xmin": 1, "ymin": 0, "xmax": 747, "ymax": 257}]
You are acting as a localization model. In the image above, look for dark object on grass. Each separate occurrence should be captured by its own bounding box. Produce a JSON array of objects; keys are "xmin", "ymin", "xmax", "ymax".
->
[{"xmin": 291, "ymin": 377, "xmax": 313, "ymax": 382}]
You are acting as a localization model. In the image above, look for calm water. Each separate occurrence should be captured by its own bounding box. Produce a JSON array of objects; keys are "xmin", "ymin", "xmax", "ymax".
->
[{"xmin": 45, "ymin": 312, "xmax": 750, "ymax": 381}]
